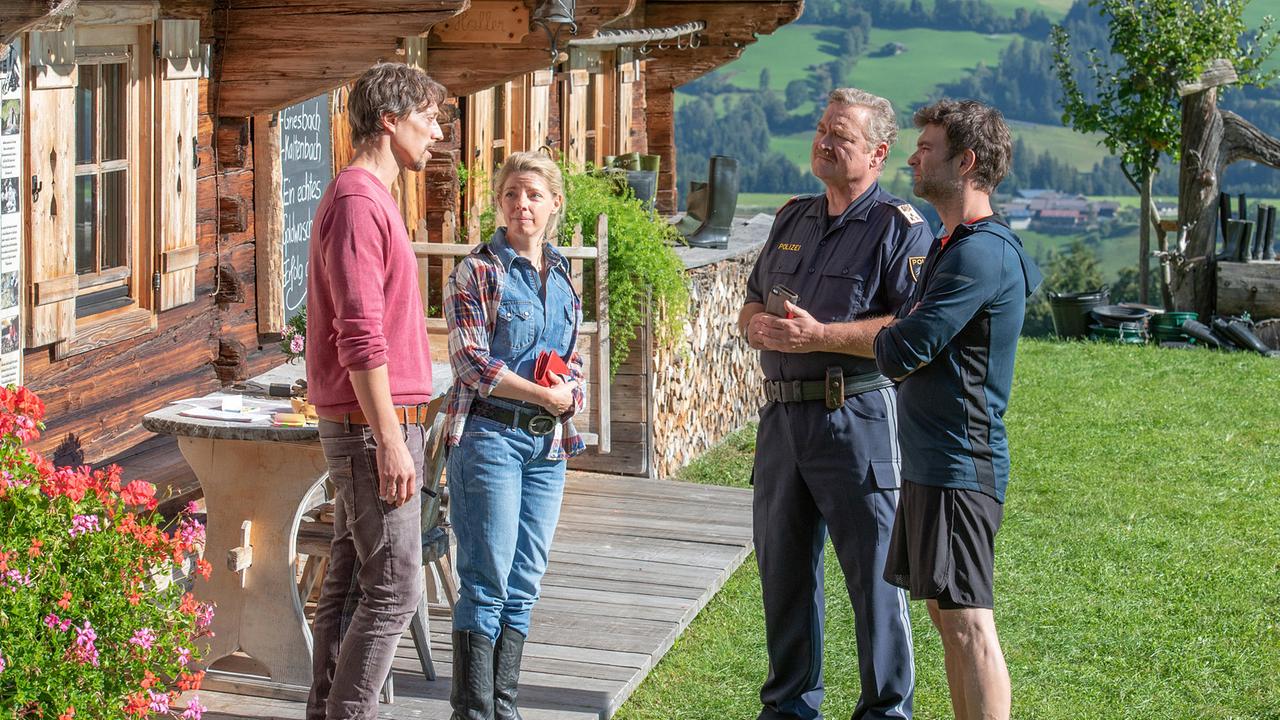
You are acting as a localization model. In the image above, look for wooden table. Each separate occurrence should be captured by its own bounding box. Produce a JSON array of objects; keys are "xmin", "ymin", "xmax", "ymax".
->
[{"xmin": 143, "ymin": 361, "xmax": 453, "ymax": 699}]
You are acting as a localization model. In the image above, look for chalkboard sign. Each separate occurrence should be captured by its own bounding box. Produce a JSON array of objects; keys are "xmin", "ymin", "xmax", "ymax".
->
[{"xmin": 279, "ymin": 93, "xmax": 332, "ymax": 322}]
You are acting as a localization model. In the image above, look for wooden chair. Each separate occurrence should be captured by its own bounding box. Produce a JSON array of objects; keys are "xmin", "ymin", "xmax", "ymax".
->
[{"xmin": 295, "ymin": 407, "xmax": 456, "ymax": 689}]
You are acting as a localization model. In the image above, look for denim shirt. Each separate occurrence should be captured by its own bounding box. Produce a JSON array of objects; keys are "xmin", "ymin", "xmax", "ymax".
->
[
  {"xmin": 487, "ymin": 231, "xmax": 577, "ymax": 381},
  {"xmin": 443, "ymin": 228, "xmax": 587, "ymax": 459}
]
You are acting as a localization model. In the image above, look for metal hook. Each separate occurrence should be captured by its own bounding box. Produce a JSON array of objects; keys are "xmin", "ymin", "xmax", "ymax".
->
[
  {"xmin": 690, "ymin": 33, "xmax": 702, "ymax": 48},
  {"xmin": 676, "ymin": 35, "xmax": 688, "ymax": 50},
  {"xmin": 638, "ymin": 41, "xmax": 651, "ymax": 56},
  {"xmin": 656, "ymin": 38, "xmax": 669, "ymax": 50}
]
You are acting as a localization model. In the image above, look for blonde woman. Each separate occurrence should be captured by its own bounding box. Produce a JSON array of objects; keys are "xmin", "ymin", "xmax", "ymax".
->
[{"xmin": 442, "ymin": 152, "xmax": 586, "ymax": 720}]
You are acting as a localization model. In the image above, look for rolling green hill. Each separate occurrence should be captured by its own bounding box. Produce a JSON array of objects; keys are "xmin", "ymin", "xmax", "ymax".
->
[{"xmin": 849, "ymin": 27, "xmax": 1014, "ymax": 107}]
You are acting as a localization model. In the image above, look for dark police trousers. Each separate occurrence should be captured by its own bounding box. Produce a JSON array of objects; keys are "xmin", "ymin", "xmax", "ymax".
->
[{"xmin": 753, "ymin": 389, "xmax": 913, "ymax": 720}]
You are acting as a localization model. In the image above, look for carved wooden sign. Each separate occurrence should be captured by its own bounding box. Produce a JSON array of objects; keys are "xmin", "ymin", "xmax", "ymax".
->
[{"xmin": 433, "ymin": 1, "xmax": 529, "ymax": 44}]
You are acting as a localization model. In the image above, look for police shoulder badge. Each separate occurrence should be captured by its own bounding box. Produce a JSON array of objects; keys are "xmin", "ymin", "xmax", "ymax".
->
[
  {"xmin": 908, "ymin": 256, "xmax": 926, "ymax": 281},
  {"xmin": 895, "ymin": 203, "xmax": 925, "ymax": 225}
]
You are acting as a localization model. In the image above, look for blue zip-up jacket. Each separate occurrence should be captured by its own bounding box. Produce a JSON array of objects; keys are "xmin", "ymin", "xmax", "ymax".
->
[{"xmin": 873, "ymin": 216, "xmax": 1042, "ymax": 502}]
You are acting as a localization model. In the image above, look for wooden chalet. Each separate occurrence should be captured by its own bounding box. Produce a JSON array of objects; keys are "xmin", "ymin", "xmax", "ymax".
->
[{"xmin": 0, "ymin": 0, "xmax": 802, "ymax": 470}]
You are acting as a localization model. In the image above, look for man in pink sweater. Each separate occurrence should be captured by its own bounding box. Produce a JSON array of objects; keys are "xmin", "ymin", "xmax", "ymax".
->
[{"xmin": 304, "ymin": 63, "xmax": 445, "ymax": 720}]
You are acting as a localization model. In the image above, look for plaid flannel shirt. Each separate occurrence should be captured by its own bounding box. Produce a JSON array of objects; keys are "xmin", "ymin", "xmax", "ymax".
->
[{"xmin": 442, "ymin": 233, "xmax": 587, "ymax": 459}]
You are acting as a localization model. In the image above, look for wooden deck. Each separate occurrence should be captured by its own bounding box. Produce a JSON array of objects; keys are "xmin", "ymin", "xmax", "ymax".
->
[{"xmin": 198, "ymin": 470, "xmax": 754, "ymax": 720}]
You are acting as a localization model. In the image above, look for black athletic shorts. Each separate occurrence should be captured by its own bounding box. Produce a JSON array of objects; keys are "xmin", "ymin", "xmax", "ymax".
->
[{"xmin": 883, "ymin": 479, "xmax": 1004, "ymax": 610}]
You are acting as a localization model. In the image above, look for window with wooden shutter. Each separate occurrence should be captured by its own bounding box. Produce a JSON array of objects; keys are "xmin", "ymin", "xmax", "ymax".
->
[
  {"xmin": 24, "ymin": 15, "xmax": 196, "ymax": 356},
  {"xmin": 616, "ymin": 52, "xmax": 636, "ymax": 155},
  {"xmin": 26, "ymin": 27, "xmax": 78, "ymax": 348},
  {"xmin": 559, "ymin": 69, "xmax": 588, "ymax": 169},
  {"xmin": 155, "ymin": 19, "xmax": 199, "ymax": 311}
]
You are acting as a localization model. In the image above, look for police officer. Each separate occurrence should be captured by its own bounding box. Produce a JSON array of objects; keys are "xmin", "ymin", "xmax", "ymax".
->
[{"xmin": 738, "ymin": 88, "xmax": 933, "ymax": 720}]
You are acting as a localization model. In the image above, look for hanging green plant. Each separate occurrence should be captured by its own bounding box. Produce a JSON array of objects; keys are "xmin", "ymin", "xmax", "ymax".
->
[{"xmin": 479, "ymin": 163, "xmax": 689, "ymax": 374}]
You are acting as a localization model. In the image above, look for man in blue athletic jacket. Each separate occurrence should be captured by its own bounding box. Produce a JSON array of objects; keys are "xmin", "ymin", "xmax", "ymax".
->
[{"xmin": 874, "ymin": 99, "xmax": 1041, "ymax": 720}]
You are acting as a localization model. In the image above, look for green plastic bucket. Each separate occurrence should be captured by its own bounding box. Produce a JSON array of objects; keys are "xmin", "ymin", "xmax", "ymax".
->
[{"xmin": 1151, "ymin": 311, "xmax": 1198, "ymax": 331}]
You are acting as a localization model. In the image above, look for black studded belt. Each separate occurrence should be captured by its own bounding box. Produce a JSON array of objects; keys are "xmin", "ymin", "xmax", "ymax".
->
[{"xmin": 470, "ymin": 399, "xmax": 559, "ymax": 436}]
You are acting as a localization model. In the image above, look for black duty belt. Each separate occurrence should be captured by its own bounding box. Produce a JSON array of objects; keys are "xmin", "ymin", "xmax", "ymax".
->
[
  {"xmin": 763, "ymin": 369, "xmax": 894, "ymax": 410},
  {"xmin": 470, "ymin": 399, "xmax": 559, "ymax": 436}
]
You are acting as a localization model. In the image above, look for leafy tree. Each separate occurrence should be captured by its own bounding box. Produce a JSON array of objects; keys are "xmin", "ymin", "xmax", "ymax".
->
[
  {"xmin": 759, "ymin": 67, "xmax": 771, "ymax": 91},
  {"xmin": 785, "ymin": 79, "xmax": 809, "ymax": 110},
  {"xmin": 1051, "ymin": 0, "xmax": 1276, "ymax": 306}
]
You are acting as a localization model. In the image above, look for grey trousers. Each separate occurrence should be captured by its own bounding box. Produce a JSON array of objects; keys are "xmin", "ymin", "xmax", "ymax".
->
[{"xmin": 306, "ymin": 420, "xmax": 426, "ymax": 720}]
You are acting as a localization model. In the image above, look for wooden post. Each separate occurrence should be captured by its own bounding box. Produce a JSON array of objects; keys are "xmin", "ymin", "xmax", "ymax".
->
[
  {"xmin": 253, "ymin": 115, "xmax": 284, "ymax": 335},
  {"xmin": 594, "ymin": 213, "xmax": 610, "ymax": 455}
]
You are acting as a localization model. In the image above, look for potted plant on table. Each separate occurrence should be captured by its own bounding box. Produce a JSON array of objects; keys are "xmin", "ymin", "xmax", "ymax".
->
[{"xmin": 0, "ymin": 386, "xmax": 213, "ymax": 719}]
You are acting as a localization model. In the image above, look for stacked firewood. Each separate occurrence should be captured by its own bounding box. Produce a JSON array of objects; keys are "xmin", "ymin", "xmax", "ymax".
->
[{"xmin": 650, "ymin": 253, "xmax": 764, "ymax": 479}]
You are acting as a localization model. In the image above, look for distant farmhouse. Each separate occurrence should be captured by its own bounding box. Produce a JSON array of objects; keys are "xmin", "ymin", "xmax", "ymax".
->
[{"xmin": 999, "ymin": 189, "xmax": 1123, "ymax": 233}]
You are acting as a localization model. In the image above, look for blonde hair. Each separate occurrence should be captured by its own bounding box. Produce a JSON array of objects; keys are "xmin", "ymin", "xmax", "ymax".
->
[{"xmin": 493, "ymin": 151, "xmax": 566, "ymax": 243}]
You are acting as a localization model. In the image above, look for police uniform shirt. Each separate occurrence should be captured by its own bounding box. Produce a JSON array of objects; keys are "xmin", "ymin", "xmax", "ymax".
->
[{"xmin": 746, "ymin": 182, "xmax": 934, "ymax": 381}]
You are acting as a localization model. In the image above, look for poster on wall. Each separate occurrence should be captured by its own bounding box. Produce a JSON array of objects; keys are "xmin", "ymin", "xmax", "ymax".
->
[
  {"xmin": 278, "ymin": 93, "xmax": 332, "ymax": 323},
  {"xmin": 0, "ymin": 41, "xmax": 23, "ymax": 386}
]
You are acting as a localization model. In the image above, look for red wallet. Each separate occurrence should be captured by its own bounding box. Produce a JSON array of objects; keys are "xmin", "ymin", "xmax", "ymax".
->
[{"xmin": 534, "ymin": 350, "xmax": 571, "ymax": 387}]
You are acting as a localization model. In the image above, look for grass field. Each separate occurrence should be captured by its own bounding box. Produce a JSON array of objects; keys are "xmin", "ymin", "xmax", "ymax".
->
[
  {"xmin": 851, "ymin": 27, "xmax": 1014, "ymax": 109},
  {"xmin": 722, "ymin": 25, "xmax": 834, "ymax": 90},
  {"xmin": 614, "ymin": 339, "xmax": 1280, "ymax": 720}
]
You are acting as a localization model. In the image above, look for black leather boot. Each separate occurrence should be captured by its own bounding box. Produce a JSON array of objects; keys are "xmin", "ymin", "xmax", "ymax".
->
[
  {"xmin": 493, "ymin": 625, "xmax": 526, "ymax": 720},
  {"xmin": 675, "ymin": 180, "xmax": 709, "ymax": 236},
  {"xmin": 451, "ymin": 631, "xmax": 495, "ymax": 720},
  {"xmin": 686, "ymin": 155, "xmax": 739, "ymax": 249}
]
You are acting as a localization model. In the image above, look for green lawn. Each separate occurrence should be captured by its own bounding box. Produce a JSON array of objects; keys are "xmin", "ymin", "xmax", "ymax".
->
[{"xmin": 616, "ymin": 340, "xmax": 1280, "ymax": 720}]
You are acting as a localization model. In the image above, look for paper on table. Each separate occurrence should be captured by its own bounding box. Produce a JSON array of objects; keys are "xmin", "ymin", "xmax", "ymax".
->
[
  {"xmin": 177, "ymin": 408, "xmax": 274, "ymax": 423},
  {"xmin": 173, "ymin": 395, "xmax": 292, "ymax": 413}
]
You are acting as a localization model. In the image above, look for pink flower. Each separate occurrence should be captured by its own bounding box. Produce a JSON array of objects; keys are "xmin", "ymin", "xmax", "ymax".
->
[
  {"xmin": 195, "ymin": 602, "xmax": 215, "ymax": 630},
  {"xmin": 290, "ymin": 335, "xmax": 305, "ymax": 354},
  {"xmin": 181, "ymin": 696, "xmax": 206, "ymax": 720},
  {"xmin": 177, "ymin": 516, "xmax": 206, "ymax": 547},
  {"xmin": 69, "ymin": 514, "xmax": 102, "ymax": 538},
  {"xmin": 69, "ymin": 621, "xmax": 99, "ymax": 667},
  {"xmin": 0, "ymin": 649, "xmax": 6, "ymax": 673},
  {"xmin": 176, "ymin": 646, "xmax": 191, "ymax": 666},
  {"xmin": 147, "ymin": 689, "xmax": 169, "ymax": 713},
  {"xmin": 44, "ymin": 613, "xmax": 72, "ymax": 632},
  {"xmin": 129, "ymin": 628, "xmax": 156, "ymax": 651}
]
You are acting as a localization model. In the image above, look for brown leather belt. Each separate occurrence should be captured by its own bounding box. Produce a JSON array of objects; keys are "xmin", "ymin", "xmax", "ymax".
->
[{"xmin": 320, "ymin": 404, "xmax": 431, "ymax": 426}]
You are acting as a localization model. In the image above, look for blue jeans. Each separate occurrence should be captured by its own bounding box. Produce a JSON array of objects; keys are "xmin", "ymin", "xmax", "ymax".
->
[{"xmin": 448, "ymin": 412, "xmax": 566, "ymax": 641}]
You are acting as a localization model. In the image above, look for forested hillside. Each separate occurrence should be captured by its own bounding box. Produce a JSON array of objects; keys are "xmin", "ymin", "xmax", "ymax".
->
[
  {"xmin": 673, "ymin": 0, "xmax": 1279, "ymax": 306},
  {"xmin": 675, "ymin": 0, "xmax": 1280, "ymax": 200}
]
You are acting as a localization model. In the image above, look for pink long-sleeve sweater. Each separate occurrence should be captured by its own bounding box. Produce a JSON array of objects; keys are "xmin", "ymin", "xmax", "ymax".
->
[{"xmin": 304, "ymin": 167, "xmax": 432, "ymax": 416}]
